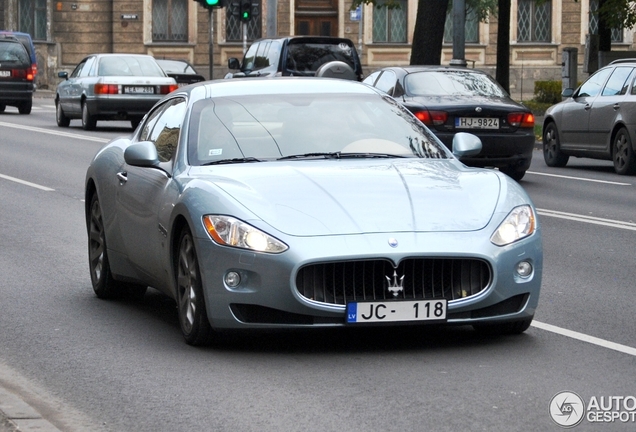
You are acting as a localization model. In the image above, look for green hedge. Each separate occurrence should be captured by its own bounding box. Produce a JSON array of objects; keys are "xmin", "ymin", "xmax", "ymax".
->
[{"xmin": 534, "ymin": 81, "xmax": 562, "ymax": 104}]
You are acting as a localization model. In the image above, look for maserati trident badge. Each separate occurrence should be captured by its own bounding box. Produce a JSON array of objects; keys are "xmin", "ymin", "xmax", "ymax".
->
[{"xmin": 386, "ymin": 270, "xmax": 405, "ymax": 297}]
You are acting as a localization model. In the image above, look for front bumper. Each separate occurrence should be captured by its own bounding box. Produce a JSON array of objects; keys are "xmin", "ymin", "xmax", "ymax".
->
[{"xmin": 194, "ymin": 228, "xmax": 542, "ymax": 330}]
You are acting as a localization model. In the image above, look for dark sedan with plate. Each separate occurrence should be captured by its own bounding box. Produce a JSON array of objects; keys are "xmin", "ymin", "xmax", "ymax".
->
[
  {"xmin": 155, "ymin": 58, "xmax": 206, "ymax": 87},
  {"xmin": 85, "ymin": 77, "xmax": 542, "ymax": 346},
  {"xmin": 56, "ymin": 53, "xmax": 177, "ymax": 130},
  {"xmin": 0, "ymin": 35, "xmax": 34, "ymax": 114},
  {"xmin": 363, "ymin": 66, "xmax": 536, "ymax": 181}
]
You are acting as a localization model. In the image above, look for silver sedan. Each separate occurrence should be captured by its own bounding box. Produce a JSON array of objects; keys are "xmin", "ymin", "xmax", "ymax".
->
[
  {"xmin": 56, "ymin": 53, "xmax": 177, "ymax": 130},
  {"xmin": 85, "ymin": 77, "xmax": 543, "ymax": 345}
]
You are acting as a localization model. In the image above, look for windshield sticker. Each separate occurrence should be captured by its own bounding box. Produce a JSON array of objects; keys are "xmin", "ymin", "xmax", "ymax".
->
[{"xmin": 209, "ymin": 148, "xmax": 223, "ymax": 156}]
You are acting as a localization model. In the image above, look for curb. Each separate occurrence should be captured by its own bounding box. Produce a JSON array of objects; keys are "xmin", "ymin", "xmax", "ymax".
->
[{"xmin": 0, "ymin": 387, "xmax": 62, "ymax": 432}]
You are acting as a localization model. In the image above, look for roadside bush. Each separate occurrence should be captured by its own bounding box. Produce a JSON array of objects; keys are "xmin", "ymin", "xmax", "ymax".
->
[{"xmin": 534, "ymin": 80, "xmax": 562, "ymax": 104}]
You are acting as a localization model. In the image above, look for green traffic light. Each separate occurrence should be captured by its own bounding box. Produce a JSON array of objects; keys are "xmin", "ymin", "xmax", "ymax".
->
[
  {"xmin": 242, "ymin": 11, "xmax": 249, "ymax": 18},
  {"xmin": 205, "ymin": 0, "xmax": 219, "ymax": 5}
]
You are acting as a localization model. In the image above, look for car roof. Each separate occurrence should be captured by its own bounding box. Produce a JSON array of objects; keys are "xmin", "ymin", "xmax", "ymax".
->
[
  {"xmin": 185, "ymin": 77, "xmax": 380, "ymax": 101},
  {"xmin": 252, "ymin": 36, "xmax": 356, "ymax": 45}
]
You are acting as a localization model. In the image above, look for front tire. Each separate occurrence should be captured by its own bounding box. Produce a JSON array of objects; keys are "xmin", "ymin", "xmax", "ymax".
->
[
  {"xmin": 543, "ymin": 122, "xmax": 569, "ymax": 167},
  {"xmin": 82, "ymin": 101, "xmax": 96, "ymax": 130},
  {"xmin": 176, "ymin": 227, "xmax": 214, "ymax": 346},
  {"xmin": 56, "ymin": 99, "xmax": 70, "ymax": 127},
  {"xmin": 612, "ymin": 127, "xmax": 636, "ymax": 175}
]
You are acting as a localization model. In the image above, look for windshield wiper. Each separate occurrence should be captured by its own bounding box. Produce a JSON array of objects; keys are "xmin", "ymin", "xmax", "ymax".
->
[
  {"xmin": 201, "ymin": 157, "xmax": 262, "ymax": 166},
  {"xmin": 277, "ymin": 152, "xmax": 406, "ymax": 160}
]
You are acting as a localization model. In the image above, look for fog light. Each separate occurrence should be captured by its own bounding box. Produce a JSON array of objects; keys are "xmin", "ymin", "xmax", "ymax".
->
[
  {"xmin": 225, "ymin": 271, "xmax": 241, "ymax": 287},
  {"xmin": 516, "ymin": 261, "xmax": 532, "ymax": 277}
]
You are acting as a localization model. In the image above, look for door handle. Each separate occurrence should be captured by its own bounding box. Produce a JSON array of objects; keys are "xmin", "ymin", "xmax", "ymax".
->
[
  {"xmin": 584, "ymin": 104, "xmax": 591, "ymax": 110},
  {"xmin": 117, "ymin": 172, "xmax": 128, "ymax": 184},
  {"xmin": 613, "ymin": 103, "xmax": 620, "ymax": 110}
]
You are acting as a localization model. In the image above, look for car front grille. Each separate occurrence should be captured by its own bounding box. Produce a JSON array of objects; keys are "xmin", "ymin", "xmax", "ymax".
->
[{"xmin": 296, "ymin": 258, "xmax": 491, "ymax": 306}]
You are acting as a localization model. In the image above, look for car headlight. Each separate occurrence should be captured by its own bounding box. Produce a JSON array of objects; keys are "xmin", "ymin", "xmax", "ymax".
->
[
  {"xmin": 202, "ymin": 215, "xmax": 288, "ymax": 253},
  {"xmin": 490, "ymin": 205, "xmax": 536, "ymax": 246}
]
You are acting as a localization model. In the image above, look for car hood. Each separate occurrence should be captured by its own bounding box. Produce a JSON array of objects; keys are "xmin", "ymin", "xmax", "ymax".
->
[{"xmin": 188, "ymin": 159, "xmax": 501, "ymax": 236}]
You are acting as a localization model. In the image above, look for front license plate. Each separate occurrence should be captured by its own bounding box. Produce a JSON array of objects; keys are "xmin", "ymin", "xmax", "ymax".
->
[
  {"xmin": 455, "ymin": 117, "xmax": 499, "ymax": 129},
  {"xmin": 124, "ymin": 86, "xmax": 154, "ymax": 94},
  {"xmin": 346, "ymin": 300, "xmax": 447, "ymax": 324},
  {"xmin": 0, "ymin": 71, "xmax": 10, "ymax": 77}
]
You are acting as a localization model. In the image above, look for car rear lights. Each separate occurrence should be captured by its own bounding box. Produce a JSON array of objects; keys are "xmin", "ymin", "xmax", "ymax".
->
[
  {"xmin": 9, "ymin": 68, "xmax": 34, "ymax": 81},
  {"xmin": 94, "ymin": 83, "xmax": 120, "ymax": 94},
  {"xmin": 414, "ymin": 110, "xmax": 448, "ymax": 126},
  {"xmin": 507, "ymin": 112, "xmax": 535, "ymax": 128},
  {"xmin": 159, "ymin": 84, "xmax": 178, "ymax": 94}
]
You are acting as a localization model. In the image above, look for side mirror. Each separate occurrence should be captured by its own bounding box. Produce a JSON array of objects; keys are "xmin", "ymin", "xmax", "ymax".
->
[
  {"xmin": 452, "ymin": 132, "xmax": 482, "ymax": 158},
  {"xmin": 124, "ymin": 141, "xmax": 160, "ymax": 168},
  {"xmin": 58, "ymin": 71, "xmax": 68, "ymax": 80},
  {"xmin": 228, "ymin": 58, "xmax": 240, "ymax": 70}
]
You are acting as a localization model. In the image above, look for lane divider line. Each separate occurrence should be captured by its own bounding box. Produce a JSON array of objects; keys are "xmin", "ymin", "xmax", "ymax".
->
[
  {"xmin": 527, "ymin": 171, "xmax": 631, "ymax": 186},
  {"xmin": 0, "ymin": 121, "xmax": 110, "ymax": 143},
  {"xmin": 0, "ymin": 173, "xmax": 54, "ymax": 191},
  {"xmin": 532, "ymin": 320, "xmax": 636, "ymax": 357},
  {"xmin": 537, "ymin": 208, "xmax": 636, "ymax": 230}
]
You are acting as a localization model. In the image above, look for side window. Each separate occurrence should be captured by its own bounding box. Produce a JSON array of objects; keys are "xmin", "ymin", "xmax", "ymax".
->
[
  {"xmin": 602, "ymin": 67, "xmax": 634, "ymax": 96},
  {"xmin": 139, "ymin": 98, "xmax": 186, "ymax": 162},
  {"xmin": 577, "ymin": 68, "xmax": 612, "ymax": 98},
  {"xmin": 70, "ymin": 61, "xmax": 86, "ymax": 78},
  {"xmin": 374, "ymin": 71, "xmax": 397, "ymax": 95},
  {"xmin": 80, "ymin": 57, "xmax": 96, "ymax": 77},
  {"xmin": 242, "ymin": 42, "xmax": 259, "ymax": 71},
  {"xmin": 254, "ymin": 41, "xmax": 271, "ymax": 69},
  {"xmin": 362, "ymin": 71, "xmax": 381, "ymax": 86},
  {"xmin": 147, "ymin": 98, "xmax": 187, "ymax": 162}
]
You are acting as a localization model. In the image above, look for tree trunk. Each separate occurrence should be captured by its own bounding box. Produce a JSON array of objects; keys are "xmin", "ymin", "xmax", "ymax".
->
[
  {"xmin": 410, "ymin": 0, "xmax": 448, "ymax": 65},
  {"xmin": 495, "ymin": 0, "xmax": 511, "ymax": 93}
]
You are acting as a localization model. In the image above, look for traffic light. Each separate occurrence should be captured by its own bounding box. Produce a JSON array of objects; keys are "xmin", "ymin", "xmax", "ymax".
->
[
  {"xmin": 239, "ymin": 0, "xmax": 251, "ymax": 21},
  {"xmin": 196, "ymin": 0, "xmax": 224, "ymax": 9}
]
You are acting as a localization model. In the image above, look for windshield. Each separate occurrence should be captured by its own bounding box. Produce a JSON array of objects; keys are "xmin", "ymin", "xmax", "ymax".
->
[
  {"xmin": 405, "ymin": 70, "xmax": 508, "ymax": 97},
  {"xmin": 188, "ymin": 93, "xmax": 449, "ymax": 166}
]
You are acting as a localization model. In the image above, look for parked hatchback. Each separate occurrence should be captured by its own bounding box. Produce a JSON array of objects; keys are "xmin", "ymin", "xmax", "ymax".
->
[
  {"xmin": 0, "ymin": 36, "xmax": 35, "ymax": 114},
  {"xmin": 363, "ymin": 66, "xmax": 535, "ymax": 181},
  {"xmin": 56, "ymin": 53, "xmax": 177, "ymax": 130},
  {"xmin": 543, "ymin": 59, "xmax": 636, "ymax": 175},
  {"xmin": 226, "ymin": 36, "xmax": 363, "ymax": 81}
]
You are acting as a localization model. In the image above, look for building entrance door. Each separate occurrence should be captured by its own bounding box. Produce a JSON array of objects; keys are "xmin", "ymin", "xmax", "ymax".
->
[{"xmin": 295, "ymin": 0, "xmax": 338, "ymax": 36}]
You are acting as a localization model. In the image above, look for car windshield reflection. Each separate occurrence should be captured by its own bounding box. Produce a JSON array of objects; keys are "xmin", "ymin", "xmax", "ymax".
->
[{"xmin": 187, "ymin": 93, "xmax": 449, "ymax": 166}]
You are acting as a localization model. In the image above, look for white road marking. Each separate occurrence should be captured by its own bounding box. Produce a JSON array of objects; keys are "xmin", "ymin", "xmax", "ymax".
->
[
  {"xmin": 532, "ymin": 320, "xmax": 636, "ymax": 357},
  {"xmin": 0, "ymin": 121, "xmax": 110, "ymax": 143},
  {"xmin": 527, "ymin": 170, "xmax": 631, "ymax": 186},
  {"xmin": 0, "ymin": 173, "xmax": 54, "ymax": 191},
  {"xmin": 537, "ymin": 208, "xmax": 636, "ymax": 230}
]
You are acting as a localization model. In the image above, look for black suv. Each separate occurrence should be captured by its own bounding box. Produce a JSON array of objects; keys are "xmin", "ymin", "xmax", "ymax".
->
[
  {"xmin": 226, "ymin": 36, "xmax": 363, "ymax": 81},
  {"xmin": 0, "ymin": 35, "xmax": 34, "ymax": 114}
]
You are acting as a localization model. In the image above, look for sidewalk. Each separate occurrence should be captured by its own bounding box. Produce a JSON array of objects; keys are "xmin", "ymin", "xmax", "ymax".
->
[{"xmin": 0, "ymin": 387, "xmax": 62, "ymax": 432}]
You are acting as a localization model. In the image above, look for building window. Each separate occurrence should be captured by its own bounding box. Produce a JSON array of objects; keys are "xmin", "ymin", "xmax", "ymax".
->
[
  {"xmin": 373, "ymin": 0, "xmax": 407, "ymax": 43},
  {"xmin": 226, "ymin": 5, "xmax": 262, "ymax": 42},
  {"xmin": 18, "ymin": 0, "xmax": 46, "ymax": 40},
  {"xmin": 589, "ymin": 0, "xmax": 623, "ymax": 42},
  {"xmin": 153, "ymin": 0, "xmax": 188, "ymax": 42},
  {"xmin": 443, "ymin": 7, "xmax": 479, "ymax": 43},
  {"xmin": 517, "ymin": 0, "xmax": 551, "ymax": 42}
]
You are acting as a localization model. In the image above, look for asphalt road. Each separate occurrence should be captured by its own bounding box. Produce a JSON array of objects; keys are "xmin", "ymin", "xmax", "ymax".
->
[{"xmin": 1, "ymin": 96, "xmax": 635, "ymax": 431}]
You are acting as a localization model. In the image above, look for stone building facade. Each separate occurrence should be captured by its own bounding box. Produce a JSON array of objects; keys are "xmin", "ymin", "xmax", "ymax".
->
[{"xmin": 2, "ymin": 0, "xmax": 635, "ymax": 99}]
